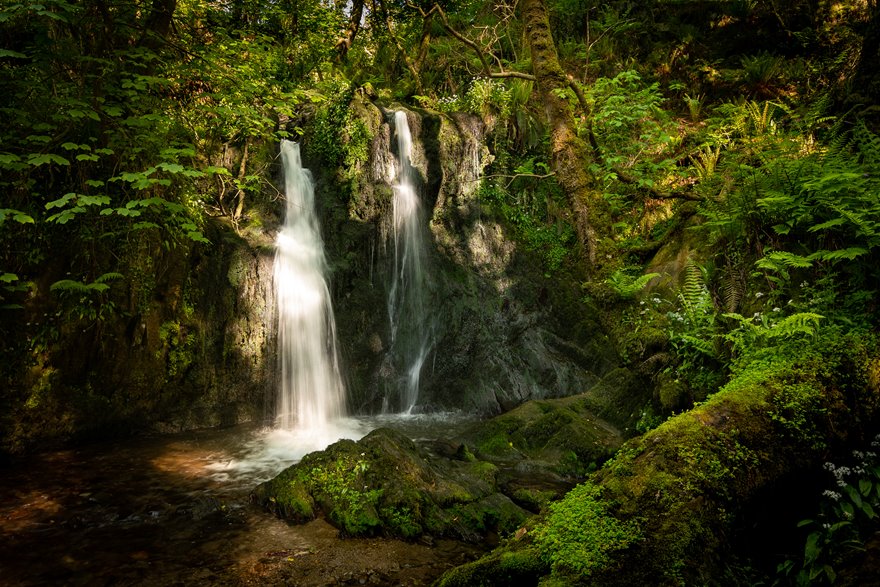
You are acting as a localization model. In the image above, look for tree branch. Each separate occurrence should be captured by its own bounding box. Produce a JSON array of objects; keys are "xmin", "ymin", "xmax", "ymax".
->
[
  {"xmin": 478, "ymin": 172, "xmax": 555, "ymax": 188},
  {"xmin": 411, "ymin": 3, "xmax": 535, "ymax": 82}
]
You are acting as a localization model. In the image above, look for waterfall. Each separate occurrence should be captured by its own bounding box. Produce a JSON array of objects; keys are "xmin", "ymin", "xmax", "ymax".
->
[
  {"xmin": 387, "ymin": 111, "xmax": 432, "ymax": 414},
  {"xmin": 274, "ymin": 140, "xmax": 346, "ymax": 430}
]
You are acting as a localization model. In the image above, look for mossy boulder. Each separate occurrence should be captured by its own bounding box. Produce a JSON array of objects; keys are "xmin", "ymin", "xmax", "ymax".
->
[
  {"xmin": 435, "ymin": 333, "xmax": 880, "ymax": 586},
  {"xmin": 254, "ymin": 427, "xmax": 531, "ymax": 541},
  {"xmin": 463, "ymin": 395, "xmax": 624, "ymax": 475}
]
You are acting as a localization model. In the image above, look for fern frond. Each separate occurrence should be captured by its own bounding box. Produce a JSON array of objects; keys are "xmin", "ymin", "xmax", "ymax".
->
[
  {"xmin": 808, "ymin": 248, "xmax": 869, "ymax": 262},
  {"xmin": 50, "ymin": 279, "xmax": 90, "ymax": 293},
  {"xmin": 604, "ymin": 270, "xmax": 661, "ymax": 299},
  {"xmin": 721, "ymin": 270, "xmax": 746, "ymax": 313},
  {"xmin": 679, "ymin": 260, "xmax": 711, "ymax": 323},
  {"xmin": 765, "ymin": 312, "xmax": 824, "ymax": 340},
  {"xmin": 95, "ymin": 272, "xmax": 124, "ymax": 283}
]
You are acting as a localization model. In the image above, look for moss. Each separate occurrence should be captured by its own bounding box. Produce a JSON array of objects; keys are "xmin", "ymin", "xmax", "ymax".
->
[
  {"xmin": 467, "ymin": 396, "xmax": 623, "ymax": 464},
  {"xmin": 440, "ymin": 332, "xmax": 880, "ymax": 586},
  {"xmin": 255, "ymin": 427, "xmax": 521, "ymax": 541},
  {"xmin": 379, "ymin": 505, "xmax": 423, "ymax": 539},
  {"xmin": 434, "ymin": 546, "xmax": 547, "ymax": 587},
  {"xmin": 469, "ymin": 460, "xmax": 499, "ymax": 484},
  {"xmin": 511, "ymin": 488, "xmax": 557, "ymax": 512},
  {"xmin": 252, "ymin": 468, "xmax": 316, "ymax": 523},
  {"xmin": 533, "ymin": 483, "xmax": 642, "ymax": 581}
]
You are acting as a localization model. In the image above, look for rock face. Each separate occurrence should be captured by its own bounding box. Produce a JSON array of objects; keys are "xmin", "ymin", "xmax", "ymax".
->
[
  {"xmin": 2, "ymin": 214, "xmax": 278, "ymax": 453},
  {"xmin": 307, "ymin": 100, "xmax": 618, "ymax": 416}
]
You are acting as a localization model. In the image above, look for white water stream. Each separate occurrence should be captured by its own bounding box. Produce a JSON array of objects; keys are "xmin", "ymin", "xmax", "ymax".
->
[
  {"xmin": 274, "ymin": 140, "xmax": 346, "ymax": 434},
  {"xmin": 388, "ymin": 111, "xmax": 433, "ymax": 413}
]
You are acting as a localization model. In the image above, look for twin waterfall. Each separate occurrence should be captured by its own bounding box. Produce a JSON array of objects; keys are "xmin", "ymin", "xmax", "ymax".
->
[
  {"xmin": 274, "ymin": 141, "xmax": 346, "ymax": 430},
  {"xmin": 387, "ymin": 111, "xmax": 432, "ymax": 414},
  {"xmin": 274, "ymin": 111, "xmax": 431, "ymax": 430}
]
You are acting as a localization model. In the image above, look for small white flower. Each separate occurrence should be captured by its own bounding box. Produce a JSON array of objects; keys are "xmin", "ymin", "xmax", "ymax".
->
[
  {"xmin": 773, "ymin": 307, "xmax": 781, "ymax": 312},
  {"xmin": 755, "ymin": 292, "xmax": 764, "ymax": 298}
]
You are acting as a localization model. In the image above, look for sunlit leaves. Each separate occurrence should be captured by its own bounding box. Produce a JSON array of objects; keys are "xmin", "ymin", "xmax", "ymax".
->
[{"xmin": 0, "ymin": 208, "xmax": 34, "ymax": 224}]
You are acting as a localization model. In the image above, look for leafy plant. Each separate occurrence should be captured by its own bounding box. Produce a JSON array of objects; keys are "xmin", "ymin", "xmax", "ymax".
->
[
  {"xmin": 777, "ymin": 442, "xmax": 880, "ymax": 586},
  {"xmin": 604, "ymin": 268, "xmax": 660, "ymax": 299},
  {"xmin": 533, "ymin": 482, "xmax": 641, "ymax": 581}
]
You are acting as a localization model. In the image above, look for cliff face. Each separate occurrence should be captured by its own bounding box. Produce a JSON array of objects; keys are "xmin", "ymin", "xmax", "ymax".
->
[
  {"xmin": 2, "ymin": 99, "xmax": 621, "ymax": 453},
  {"xmin": 311, "ymin": 100, "xmax": 618, "ymax": 415},
  {"xmin": 2, "ymin": 211, "xmax": 279, "ymax": 454}
]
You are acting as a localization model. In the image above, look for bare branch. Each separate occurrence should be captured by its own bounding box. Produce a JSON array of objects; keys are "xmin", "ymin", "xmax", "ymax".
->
[
  {"xmin": 410, "ymin": 3, "xmax": 534, "ymax": 82},
  {"xmin": 478, "ymin": 172, "xmax": 555, "ymax": 188}
]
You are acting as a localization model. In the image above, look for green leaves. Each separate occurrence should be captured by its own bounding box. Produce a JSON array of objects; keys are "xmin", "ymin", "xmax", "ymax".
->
[
  {"xmin": 0, "ymin": 208, "xmax": 34, "ymax": 224},
  {"xmin": 26, "ymin": 153, "xmax": 69, "ymax": 166},
  {"xmin": 50, "ymin": 272, "xmax": 122, "ymax": 295}
]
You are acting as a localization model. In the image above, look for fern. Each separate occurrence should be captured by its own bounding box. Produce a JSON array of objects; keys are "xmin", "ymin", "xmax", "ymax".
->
[
  {"xmin": 722, "ymin": 312, "xmax": 823, "ymax": 354},
  {"xmin": 719, "ymin": 255, "xmax": 747, "ymax": 313},
  {"xmin": 94, "ymin": 272, "xmax": 124, "ymax": 283},
  {"xmin": 680, "ymin": 260, "xmax": 710, "ymax": 324},
  {"xmin": 691, "ymin": 144, "xmax": 721, "ymax": 180},
  {"xmin": 808, "ymin": 248, "xmax": 869, "ymax": 262},
  {"xmin": 604, "ymin": 270, "xmax": 660, "ymax": 299},
  {"xmin": 50, "ymin": 273, "xmax": 123, "ymax": 294},
  {"xmin": 764, "ymin": 312, "xmax": 824, "ymax": 340},
  {"xmin": 853, "ymin": 120, "xmax": 880, "ymax": 167}
]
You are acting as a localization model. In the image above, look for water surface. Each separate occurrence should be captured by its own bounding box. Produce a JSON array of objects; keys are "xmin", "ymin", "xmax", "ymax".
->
[{"xmin": 0, "ymin": 414, "xmax": 482, "ymax": 586}]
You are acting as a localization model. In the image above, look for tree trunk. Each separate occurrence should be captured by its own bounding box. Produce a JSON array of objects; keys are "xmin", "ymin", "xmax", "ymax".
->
[
  {"xmin": 853, "ymin": 2, "xmax": 880, "ymax": 106},
  {"xmin": 518, "ymin": 0, "xmax": 610, "ymax": 268},
  {"xmin": 140, "ymin": 0, "xmax": 176, "ymax": 49},
  {"xmin": 335, "ymin": 0, "xmax": 364, "ymax": 62}
]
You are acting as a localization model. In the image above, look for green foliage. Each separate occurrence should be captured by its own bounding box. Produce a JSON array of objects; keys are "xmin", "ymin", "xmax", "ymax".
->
[
  {"xmin": 305, "ymin": 456, "xmax": 383, "ymax": 536},
  {"xmin": 478, "ymin": 173, "xmax": 575, "ymax": 273},
  {"xmin": 778, "ymin": 444, "xmax": 880, "ymax": 586},
  {"xmin": 48, "ymin": 273, "xmax": 123, "ymax": 322},
  {"xmin": 604, "ymin": 268, "xmax": 660, "ymax": 299},
  {"xmin": 664, "ymin": 261, "xmax": 727, "ymax": 401},
  {"xmin": 156, "ymin": 321, "xmax": 196, "ymax": 379},
  {"xmin": 464, "ymin": 78, "xmax": 512, "ymax": 120},
  {"xmin": 533, "ymin": 482, "xmax": 642, "ymax": 581}
]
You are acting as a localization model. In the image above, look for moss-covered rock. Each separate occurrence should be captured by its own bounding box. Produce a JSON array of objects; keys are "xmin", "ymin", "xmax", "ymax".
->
[
  {"xmin": 254, "ymin": 427, "xmax": 531, "ymax": 541},
  {"xmin": 435, "ymin": 332, "xmax": 880, "ymax": 586},
  {"xmin": 463, "ymin": 395, "xmax": 623, "ymax": 473}
]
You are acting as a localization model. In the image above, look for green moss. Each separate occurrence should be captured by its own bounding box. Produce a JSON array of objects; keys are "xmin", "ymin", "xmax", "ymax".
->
[
  {"xmin": 435, "ymin": 546, "xmax": 547, "ymax": 587},
  {"xmin": 156, "ymin": 321, "xmax": 196, "ymax": 379},
  {"xmin": 533, "ymin": 482, "xmax": 642, "ymax": 581},
  {"xmin": 511, "ymin": 488, "xmax": 557, "ymax": 512},
  {"xmin": 469, "ymin": 460, "xmax": 498, "ymax": 484},
  {"xmin": 253, "ymin": 468, "xmax": 316, "ymax": 523},
  {"xmin": 380, "ymin": 505, "xmax": 423, "ymax": 539}
]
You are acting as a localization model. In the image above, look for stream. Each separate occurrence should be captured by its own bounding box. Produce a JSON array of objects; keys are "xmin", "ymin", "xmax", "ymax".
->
[{"xmin": 0, "ymin": 415, "xmax": 485, "ymax": 586}]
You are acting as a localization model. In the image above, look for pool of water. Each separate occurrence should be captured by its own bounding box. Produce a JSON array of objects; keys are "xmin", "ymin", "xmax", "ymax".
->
[{"xmin": 0, "ymin": 414, "xmax": 484, "ymax": 586}]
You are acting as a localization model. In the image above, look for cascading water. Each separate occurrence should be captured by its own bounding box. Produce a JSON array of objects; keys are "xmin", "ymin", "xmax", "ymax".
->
[
  {"xmin": 387, "ymin": 110, "xmax": 432, "ymax": 414},
  {"xmin": 274, "ymin": 140, "xmax": 346, "ymax": 431}
]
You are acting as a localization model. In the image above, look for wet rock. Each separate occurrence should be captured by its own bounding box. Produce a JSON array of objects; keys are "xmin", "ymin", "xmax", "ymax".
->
[{"xmin": 254, "ymin": 427, "xmax": 530, "ymax": 542}]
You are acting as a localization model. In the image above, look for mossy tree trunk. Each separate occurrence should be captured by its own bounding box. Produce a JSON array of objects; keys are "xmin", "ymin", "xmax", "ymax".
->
[{"xmin": 518, "ymin": 0, "xmax": 611, "ymax": 269}]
